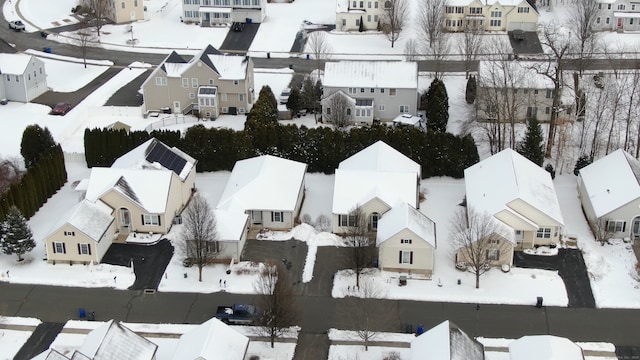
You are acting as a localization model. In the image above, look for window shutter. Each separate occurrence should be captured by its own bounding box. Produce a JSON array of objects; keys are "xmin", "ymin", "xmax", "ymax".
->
[
  {"xmin": 271, "ymin": 212, "xmax": 274, "ymax": 222},
  {"xmin": 88, "ymin": 244, "xmax": 92, "ymax": 255},
  {"xmin": 77, "ymin": 244, "xmax": 81, "ymax": 254},
  {"xmin": 605, "ymin": 220, "xmax": 609, "ymax": 230},
  {"xmin": 496, "ymin": 250, "xmax": 500, "ymax": 261},
  {"xmin": 399, "ymin": 251, "xmax": 402, "ymax": 263},
  {"xmin": 52, "ymin": 243, "xmax": 57, "ymax": 254},
  {"xmin": 62, "ymin": 243, "xmax": 66, "ymax": 254},
  {"xmin": 410, "ymin": 251, "xmax": 413, "ymax": 264},
  {"xmin": 158, "ymin": 216, "xmax": 161, "ymax": 226},
  {"xmin": 623, "ymin": 222, "xmax": 626, "ymax": 232},
  {"xmin": 486, "ymin": 249, "xmax": 489, "ymax": 260},
  {"xmin": 141, "ymin": 215, "xmax": 144, "ymax": 224}
]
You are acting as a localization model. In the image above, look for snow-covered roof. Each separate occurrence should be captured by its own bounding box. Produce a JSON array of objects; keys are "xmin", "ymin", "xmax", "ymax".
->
[
  {"xmin": 217, "ymin": 155, "xmax": 307, "ymax": 213},
  {"xmin": 411, "ymin": 321, "xmax": 484, "ymax": 360},
  {"xmin": 376, "ymin": 202, "xmax": 436, "ymax": 247},
  {"xmin": 111, "ymin": 138, "xmax": 196, "ymax": 181},
  {"xmin": 66, "ymin": 200, "xmax": 114, "ymax": 242},
  {"xmin": 479, "ymin": 60, "xmax": 555, "ymax": 89},
  {"xmin": 214, "ymin": 209, "xmax": 249, "ymax": 242},
  {"xmin": 163, "ymin": 62, "xmax": 190, "ymax": 77},
  {"xmin": 85, "ymin": 167, "xmax": 173, "ymax": 213},
  {"xmin": 0, "ymin": 53, "xmax": 35, "ymax": 75},
  {"xmin": 509, "ymin": 335, "xmax": 584, "ymax": 360},
  {"xmin": 171, "ymin": 318, "xmax": 248, "ymax": 360},
  {"xmin": 79, "ymin": 320, "xmax": 157, "ymax": 360},
  {"xmin": 392, "ymin": 113, "xmax": 423, "ymax": 126},
  {"xmin": 324, "ymin": 61, "xmax": 418, "ymax": 89},
  {"xmin": 464, "ymin": 148, "xmax": 564, "ymax": 226},
  {"xmin": 446, "ymin": 0, "xmax": 533, "ymax": 7},
  {"xmin": 206, "ymin": 54, "xmax": 248, "ymax": 80},
  {"xmin": 339, "ymin": 141, "xmax": 421, "ymax": 179},
  {"xmin": 579, "ymin": 149, "xmax": 640, "ymax": 218},
  {"xmin": 332, "ymin": 169, "xmax": 417, "ymax": 213},
  {"xmin": 32, "ymin": 349, "xmax": 69, "ymax": 360}
]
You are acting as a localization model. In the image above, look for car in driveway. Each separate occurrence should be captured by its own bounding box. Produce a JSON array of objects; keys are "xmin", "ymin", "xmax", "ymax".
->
[
  {"xmin": 50, "ymin": 102, "xmax": 72, "ymax": 115},
  {"xmin": 232, "ymin": 22, "xmax": 244, "ymax": 32},
  {"xmin": 279, "ymin": 88, "xmax": 291, "ymax": 105},
  {"xmin": 9, "ymin": 20, "xmax": 25, "ymax": 31}
]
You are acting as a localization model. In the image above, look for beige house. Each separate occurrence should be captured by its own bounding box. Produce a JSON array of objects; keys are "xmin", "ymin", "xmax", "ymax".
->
[
  {"xmin": 444, "ymin": 0, "xmax": 539, "ymax": 32},
  {"xmin": 332, "ymin": 141, "xmax": 421, "ymax": 234},
  {"xmin": 464, "ymin": 148, "xmax": 564, "ymax": 251},
  {"xmin": 217, "ymin": 155, "xmax": 307, "ymax": 231},
  {"xmin": 213, "ymin": 209, "xmax": 249, "ymax": 262},
  {"xmin": 577, "ymin": 149, "xmax": 640, "ymax": 241},
  {"xmin": 335, "ymin": 0, "xmax": 386, "ymax": 31},
  {"xmin": 81, "ymin": 0, "xmax": 144, "ymax": 24},
  {"xmin": 44, "ymin": 138, "xmax": 196, "ymax": 264},
  {"xmin": 141, "ymin": 45, "xmax": 255, "ymax": 118},
  {"xmin": 376, "ymin": 203, "xmax": 436, "ymax": 277}
]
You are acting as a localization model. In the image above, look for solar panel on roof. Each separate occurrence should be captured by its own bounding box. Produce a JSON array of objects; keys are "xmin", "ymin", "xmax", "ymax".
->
[{"xmin": 145, "ymin": 141, "xmax": 187, "ymax": 176}]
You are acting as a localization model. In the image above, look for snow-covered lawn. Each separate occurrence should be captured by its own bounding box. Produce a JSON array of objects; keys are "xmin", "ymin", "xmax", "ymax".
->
[{"xmin": 24, "ymin": 50, "xmax": 113, "ymax": 92}]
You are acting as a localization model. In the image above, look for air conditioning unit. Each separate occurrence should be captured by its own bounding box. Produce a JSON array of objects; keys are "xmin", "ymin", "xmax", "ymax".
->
[{"xmin": 173, "ymin": 215, "xmax": 183, "ymax": 225}]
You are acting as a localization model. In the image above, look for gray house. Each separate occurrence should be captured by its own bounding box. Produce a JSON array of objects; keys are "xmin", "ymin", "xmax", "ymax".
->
[
  {"xmin": 0, "ymin": 53, "xmax": 48, "ymax": 103},
  {"xmin": 321, "ymin": 61, "xmax": 418, "ymax": 124},
  {"xmin": 141, "ymin": 45, "xmax": 255, "ymax": 118}
]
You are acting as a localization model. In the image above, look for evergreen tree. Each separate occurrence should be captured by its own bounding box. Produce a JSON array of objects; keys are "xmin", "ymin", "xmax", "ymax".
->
[
  {"xmin": 246, "ymin": 85, "xmax": 279, "ymax": 130},
  {"xmin": 424, "ymin": 78, "xmax": 449, "ymax": 133},
  {"xmin": 574, "ymin": 154, "xmax": 592, "ymax": 176},
  {"xmin": 20, "ymin": 125, "xmax": 56, "ymax": 168},
  {"xmin": 286, "ymin": 87, "xmax": 303, "ymax": 114},
  {"xmin": 1, "ymin": 206, "xmax": 35, "ymax": 262},
  {"xmin": 359, "ymin": 16, "xmax": 364, "ymax": 32},
  {"xmin": 465, "ymin": 75, "xmax": 477, "ymax": 104},
  {"xmin": 516, "ymin": 118, "xmax": 545, "ymax": 166}
]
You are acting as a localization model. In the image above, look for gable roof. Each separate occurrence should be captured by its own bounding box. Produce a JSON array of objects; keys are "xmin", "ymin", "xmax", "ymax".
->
[
  {"xmin": 509, "ymin": 335, "xmax": 584, "ymax": 360},
  {"xmin": 464, "ymin": 148, "xmax": 564, "ymax": 226},
  {"xmin": 79, "ymin": 320, "xmax": 157, "ymax": 360},
  {"xmin": 111, "ymin": 138, "xmax": 196, "ymax": 181},
  {"xmin": 217, "ymin": 155, "xmax": 307, "ymax": 213},
  {"xmin": 411, "ymin": 321, "xmax": 484, "ymax": 360},
  {"xmin": 0, "ymin": 53, "xmax": 36, "ymax": 75},
  {"xmin": 214, "ymin": 209, "xmax": 249, "ymax": 242},
  {"xmin": 66, "ymin": 200, "xmax": 114, "ymax": 242},
  {"xmin": 376, "ymin": 203, "xmax": 436, "ymax": 247},
  {"xmin": 85, "ymin": 167, "xmax": 173, "ymax": 213},
  {"xmin": 321, "ymin": 89, "xmax": 357, "ymax": 105},
  {"xmin": 205, "ymin": 54, "xmax": 249, "ymax": 80},
  {"xmin": 324, "ymin": 61, "xmax": 418, "ymax": 89},
  {"xmin": 579, "ymin": 149, "xmax": 640, "ymax": 218},
  {"xmin": 339, "ymin": 141, "xmax": 421, "ymax": 179},
  {"xmin": 172, "ymin": 318, "xmax": 248, "ymax": 360}
]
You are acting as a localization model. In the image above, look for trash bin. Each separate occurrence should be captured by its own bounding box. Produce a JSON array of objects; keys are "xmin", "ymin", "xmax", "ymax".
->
[
  {"xmin": 78, "ymin": 308, "xmax": 86, "ymax": 318},
  {"xmin": 289, "ymin": 64, "xmax": 293, "ymax": 70},
  {"xmin": 306, "ymin": 54, "xmax": 310, "ymax": 60},
  {"xmin": 399, "ymin": 275, "xmax": 407, "ymax": 286},
  {"xmin": 372, "ymin": 259, "xmax": 378, "ymax": 268},
  {"xmin": 405, "ymin": 324, "xmax": 413, "ymax": 334},
  {"xmin": 87, "ymin": 310, "xmax": 95, "ymax": 321},
  {"xmin": 416, "ymin": 324, "xmax": 424, "ymax": 335},
  {"xmin": 43, "ymin": 47, "xmax": 52, "ymax": 54},
  {"xmin": 267, "ymin": 52, "xmax": 270, "ymax": 59},
  {"xmin": 536, "ymin": 296, "xmax": 543, "ymax": 308}
]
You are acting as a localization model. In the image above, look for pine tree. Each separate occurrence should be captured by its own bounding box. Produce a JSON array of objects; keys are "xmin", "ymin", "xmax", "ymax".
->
[
  {"xmin": 286, "ymin": 87, "xmax": 303, "ymax": 114},
  {"xmin": 359, "ymin": 16, "xmax": 364, "ymax": 32},
  {"xmin": 1, "ymin": 206, "xmax": 35, "ymax": 262},
  {"xmin": 574, "ymin": 154, "xmax": 592, "ymax": 176},
  {"xmin": 516, "ymin": 118, "xmax": 545, "ymax": 166},
  {"xmin": 20, "ymin": 125, "xmax": 56, "ymax": 168},
  {"xmin": 425, "ymin": 78, "xmax": 450, "ymax": 133},
  {"xmin": 246, "ymin": 85, "xmax": 279, "ymax": 130},
  {"xmin": 465, "ymin": 75, "xmax": 477, "ymax": 104}
]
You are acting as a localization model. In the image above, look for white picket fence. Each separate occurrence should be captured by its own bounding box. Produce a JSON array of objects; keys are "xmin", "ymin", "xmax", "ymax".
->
[{"xmin": 144, "ymin": 115, "xmax": 199, "ymax": 132}]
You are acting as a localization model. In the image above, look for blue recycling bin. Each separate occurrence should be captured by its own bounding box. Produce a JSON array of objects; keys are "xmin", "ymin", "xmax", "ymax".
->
[
  {"xmin": 78, "ymin": 308, "xmax": 86, "ymax": 318},
  {"xmin": 416, "ymin": 324, "xmax": 424, "ymax": 335},
  {"xmin": 43, "ymin": 47, "xmax": 51, "ymax": 53}
]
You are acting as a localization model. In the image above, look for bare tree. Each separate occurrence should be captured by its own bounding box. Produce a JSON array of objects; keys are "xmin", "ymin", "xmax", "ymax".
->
[
  {"xmin": 591, "ymin": 218, "xmax": 615, "ymax": 245},
  {"xmin": 622, "ymin": 69, "xmax": 640, "ymax": 152},
  {"xmin": 76, "ymin": 30, "xmax": 96, "ymax": 69},
  {"xmin": 344, "ymin": 205, "xmax": 373, "ymax": 289},
  {"xmin": 403, "ymin": 37, "xmax": 420, "ymax": 61},
  {"xmin": 417, "ymin": 0, "xmax": 446, "ymax": 49},
  {"xmin": 181, "ymin": 193, "xmax": 220, "ymax": 282},
  {"xmin": 451, "ymin": 207, "xmax": 513, "ymax": 289},
  {"xmin": 306, "ymin": 31, "xmax": 332, "ymax": 70},
  {"xmin": 569, "ymin": 0, "xmax": 601, "ymax": 75},
  {"xmin": 381, "ymin": 0, "xmax": 408, "ymax": 48},
  {"xmin": 457, "ymin": 24, "xmax": 483, "ymax": 79},
  {"xmin": 84, "ymin": 0, "xmax": 109, "ymax": 38},
  {"xmin": 254, "ymin": 261, "xmax": 299, "ymax": 348},
  {"xmin": 0, "ymin": 158, "xmax": 23, "ymax": 194},
  {"xmin": 342, "ymin": 279, "xmax": 388, "ymax": 351},
  {"xmin": 324, "ymin": 91, "xmax": 353, "ymax": 128}
]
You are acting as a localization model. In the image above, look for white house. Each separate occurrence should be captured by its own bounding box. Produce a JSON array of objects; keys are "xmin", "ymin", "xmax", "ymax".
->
[
  {"xmin": 411, "ymin": 320, "xmax": 484, "ymax": 360},
  {"xmin": 181, "ymin": 0, "xmax": 266, "ymax": 26},
  {"xmin": 0, "ymin": 53, "xmax": 48, "ymax": 103},
  {"xmin": 592, "ymin": 0, "xmax": 640, "ymax": 32},
  {"xmin": 322, "ymin": 61, "xmax": 418, "ymax": 124},
  {"xmin": 171, "ymin": 317, "xmax": 249, "ymax": 359},
  {"xmin": 509, "ymin": 335, "xmax": 585, "ymax": 360},
  {"xmin": 464, "ymin": 148, "xmax": 564, "ymax": 253},
  {"xmin": 577, "ymin": 149, "xmax": 640, "ymax": 240},
  {"xmin": 443, "ymin": 0, "xmax": 539, "ymax": 32},
  {"xmin": 217, "ymin": 155, "xmax": 307, "ymax": 231}
]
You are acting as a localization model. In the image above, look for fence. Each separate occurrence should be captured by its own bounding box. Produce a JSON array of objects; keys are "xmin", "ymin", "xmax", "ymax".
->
[{"xmin": 144, "ymin": 115, "xmax": 199, "ymax": 132}]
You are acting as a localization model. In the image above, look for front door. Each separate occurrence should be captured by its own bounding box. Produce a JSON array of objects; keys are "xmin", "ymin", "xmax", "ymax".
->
[
  {"xmin": 119, "ymin": 208, "xmax": 131, "ymax": 232},
  {"xmin": 173, "ymin": 101, "xmax": 181, "ymax": 114},
  {"xmin": 618, "ymin": 18, "xmax": 623, "ymax": 29},
  {"xmin": 252, "ymin": 211, "xmax": 262, "ymax": 225}
]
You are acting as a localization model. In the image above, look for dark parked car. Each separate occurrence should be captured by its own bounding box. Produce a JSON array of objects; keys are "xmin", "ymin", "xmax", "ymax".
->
[
  {"xmin": 232, "ymin": 22, "xmax": 244, "ymax": 32},
  {"xmin": 51, "ymin": 102, "xmax": 72, "ymax": 115}
]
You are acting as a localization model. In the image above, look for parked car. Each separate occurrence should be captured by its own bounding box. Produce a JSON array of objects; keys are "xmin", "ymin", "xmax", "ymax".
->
[
  {"xmin": 215, "ymin": 304, "xmax": 261, "ymax": 325},
  {"xmin": 50, "ymin": 103, "xmax": 72, "ymax": 115},
  {"xmin": 9, "ymin": 20, "xmax": 25, "ymax": 31},
  {"xmin": 232, "ymin": 22, "xmax": 244, "ymax": 32},
  {"xmin": 279, "ymin": 88, "xmax": 291, "ymax": 105}
]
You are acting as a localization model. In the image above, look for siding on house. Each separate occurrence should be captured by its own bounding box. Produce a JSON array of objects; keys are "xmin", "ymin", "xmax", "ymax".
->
[{"xmin": 378, "ymin": 228, "xmax": 435, "ymax": 276}]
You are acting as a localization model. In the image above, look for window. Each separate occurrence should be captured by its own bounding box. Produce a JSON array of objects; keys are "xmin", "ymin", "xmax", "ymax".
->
[
  {"xmin": 122, "ymin": 1, "xmax": 125, "ymax": 8},
  {"xmin": 348, "ymin": 87, "xmax": 357, "ymax": 94},
  {"xmin": 6, "ymin": 75, "xmax": 9, "ymax": 81},
  {"xmin": 338, "ymin": 214, "xmax": 357, "ymax": 227},
  {"xmin": 400, "ymin": 105, "xmax": 409, "ymax": 113},
  {"xmin": 370, "ymin": 88, "xmax": 375, "ymax": 93},
  {"xmin": 142, "ymin": 214, "xmax": 160, "ymax": 226},
  {"xmin": 356, "ymin": 109, "xmax": 361, "ymax": 116},
  {"xmin": 487, "ymin": 249, "xmax": 499, "ymax": 261},
  {"xmin": 606, "ymin": 220, "xmax": 626, "ymax": 232},
  {"xmin": 64, "ymin": 231, "xmax": 75, "ymax": 236},
  {"xmin": 608, "ymin": 4, "xmax": 611, "ymax": 9},
  {"xmin": 491, "ymin": 10, "xmax": 502, "ymax": 17},
  {"xmin": 399, "ymin": 250, "xmax": 413, "ymax": 264},
  {"xmin": 469, "ymin": 7, "xmax": 482, "ymax": 14},
  {"xmin": 446, "ymin": 6, "xmax": 454, "ymax": 13},
  {"xmin": 371, "ymin": 213, "xmax": 379, "ymax": 230},
  {"xmin": 356, "ymin": 18, "xmax": 360, "ymax": 26},
  {"xmin": 134, "ymin": 0, "xmax": 138, "ymax": 6},
  {"xmin": 221, "ymin": 107, "xmax": 229, "ymax": 113},
  {"xmin": 490, "ymin": 19, "xmax": 501, "ymax": 26},
  {"xmin": 401, "ymin": 239, "xmax": 412, "ymax": 244},
  {"xmin": 342, "ymin": 19, "xmax": 346, "ymax": 27},
  {"xmin": 536, "ymin": 227, "xmax": 552, "ymax": 239},
  {"xmin": 53, "ymin": 242, "xmax": 66, "ymax": 254},
  {"xmin": 271, "ymin": 211, "xmax": 283, "ymax": 222},
  {"xmin": 378, "ymin": 104, "xmax": 385, "ymax": 111},
  {"xmin": 239, "ymin": 108, "xmax": 246, "ymax": 113},
  {"xmin": 389, "ymin": 88, "xmax": 397, "ymax": 96},
  {"xmin": 546, "ymin": 89, "xmax": 553, "ymax": 99},
  {"xmin": 606, "ymin": 17, "xmax": 610, "ymax": 24},
  {"xmin": 375, "ymin": 1, "xmax": 378, "ymax": 8},
  {"xmin": 239, "ymin": 93, "xmax": 245, "ymax": 102},
  {"xmin": 517, "ymin": 6, "xmax": 529, "ymax": 13},
  {"xmin": 633, "ymin": 4, "xmax": 636, "ymax": 10},
  {"xmin": 326, "ymin": 107, "xmax": 331, "ymax": 115},
  {"xmin": 208, "ymin": 79, "xmax": 215, "ymax": 85},
  {"xmin": 233, "ymin": 80, "xmax": 239, "ymax": 85},
  {"xmin": 192, "ymin": 78, "xmax": 198, "ymax": 88},
  {"xmin": 221, "ymin": 93, "xmax": 227, "ymax": 101},
  {"xmin": 545, "ymin": 107, "xmax": 550, "ymax": 114},
  {"xmin": 631, "ymin": 19, "xmax": 635, "ymax": 25},
  {"xmin": 360, "ymin": 1, "xmax": 364, "ymax": 7},
  {"xmin": 596, "ymin": 17, "xmax": 601, "ymax": 24},
  {"xmin": 27, "ymin": 74, "xmax": 30, "ymax": 80},
  {"xmin": 360, "ymin": 88, "xmax": 365, "ymax": 93},
  {"xmin": 155, "ymin": 77, "xmax": 167, "ymax": 86},
  {"xmin": 374, "ymin": 15, "xmax": 378, "ymax": 22},
  {"xmin": 534, "ymin": 89, "xmax": 539, "ymax": 95},
  {"xmin": 78, "ymin": 243, "xmax": 91, "ymax": 255},
  {"xmin": 618, "ymin": 4, "xmax": 626, "ymax": 10},
  {"xmin": 181, "ymin": 78, "xmax": 189, "ymax": 88},
  {"xmin": 368, "ymin": 1, "xmax": 371, "ymax": 7},
  {"xmin": 347, "ymin": 108, "xmax": 352, "ymax": 115},
  {"xmin": 189, "ymin": 93, "xmax": 195, "ymax": 99},
  {"xmin": 526, "ymin": 106, "xmax": 537, "ymax": 118},
  {"xmin": 489, "ymin": 239, "xmax": 500, "ymax": 244},
  {"xmin": 15, "ymin": 76, "xmax": 19, "ymax": 82},
  {"xmin": 380, "ymin": 88, "xmax": 385, "ymax": 93}
]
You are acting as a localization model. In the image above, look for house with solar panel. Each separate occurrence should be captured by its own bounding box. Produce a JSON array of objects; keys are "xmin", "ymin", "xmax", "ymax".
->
[
  {"xmin": 141, "ymin": 45, "xmax": 255, "ymax": 119},
  {"xmin": 44, "ymin": 138, "xmax": 197, "ymax": 264}
]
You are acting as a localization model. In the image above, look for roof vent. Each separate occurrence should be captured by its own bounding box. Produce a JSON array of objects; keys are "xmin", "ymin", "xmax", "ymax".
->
[{"xmin": 607, "ymin": 189, "xmax": 610, "ymax": 193}]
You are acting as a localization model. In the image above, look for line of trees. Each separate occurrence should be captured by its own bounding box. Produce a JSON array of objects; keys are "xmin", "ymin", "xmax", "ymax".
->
[{"xmin": 84, "ymin": 123, "xmax": 479, "ymax": 178}]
